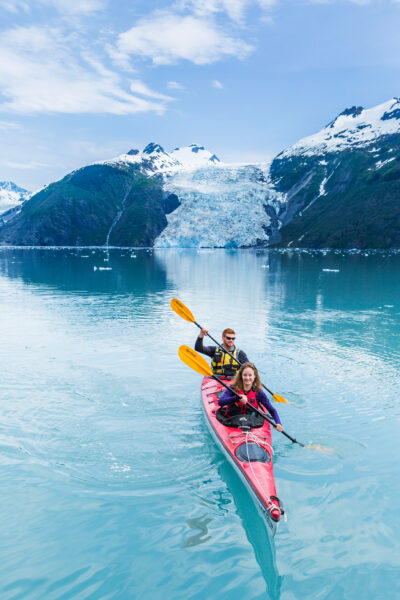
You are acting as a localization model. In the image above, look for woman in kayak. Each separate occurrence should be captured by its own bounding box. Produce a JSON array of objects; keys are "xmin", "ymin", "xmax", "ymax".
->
[{"xmin": 218, "ymin": 362, "xmax": 283, "ymax": 431}]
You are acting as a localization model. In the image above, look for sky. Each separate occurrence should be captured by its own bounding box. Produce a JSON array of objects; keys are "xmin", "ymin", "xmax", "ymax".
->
[{"xmin": 0, "ymin": 0, "xmax": 400, "ymax": 190}]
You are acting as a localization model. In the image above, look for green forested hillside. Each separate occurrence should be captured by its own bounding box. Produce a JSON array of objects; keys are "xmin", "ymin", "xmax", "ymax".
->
[
  {"xmin": 270, "ymin": 134, "xmax": 400, "ymax": 248},
  {"xmin": 0, "ymin": 163, "xmax": 179, "ymax": 246}
]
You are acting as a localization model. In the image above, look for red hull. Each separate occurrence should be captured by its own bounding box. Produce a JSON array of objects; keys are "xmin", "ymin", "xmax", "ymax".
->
[{"xmin": 201, "ymin": 375, "xmax": 282, "ymax": 535}]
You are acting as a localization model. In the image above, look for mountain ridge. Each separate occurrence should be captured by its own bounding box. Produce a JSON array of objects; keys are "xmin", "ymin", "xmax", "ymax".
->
[
  {"xmin": 1, "ymin": 98, "xmax": 400, "ymax": 248},
  {"xmin": 269, "ymin": 98, "xmax": 400, "ymax": 248}
]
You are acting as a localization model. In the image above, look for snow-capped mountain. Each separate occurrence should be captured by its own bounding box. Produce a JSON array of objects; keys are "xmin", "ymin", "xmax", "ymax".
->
[
  {"xmin": 170, "ymin": 144, "xmax": 220, "ymax": 168},
  {"xmin": 102, "ymin": 142, "xmax": 220, "ymax": 174},
  {"xmin": 0, "ymin": 181, "xmax": 30, "ymax": 215},
  {"xmin": 270, "ymin": 98, "xmax": 400, "ymax": 248},
  {"xmin": 279, "ymin": 98, "xmax": 400, "ymax": 158}
]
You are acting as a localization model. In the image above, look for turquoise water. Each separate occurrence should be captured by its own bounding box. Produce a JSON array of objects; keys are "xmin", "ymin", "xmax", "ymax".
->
[{"xmin": 0, "ymin": 247, "xmax": 399, "ymax": 599}]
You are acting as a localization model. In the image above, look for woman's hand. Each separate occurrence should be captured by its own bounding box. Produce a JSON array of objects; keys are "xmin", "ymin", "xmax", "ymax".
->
[
  {"xmin": 239, "ymin": 394, "xmax": 247, "ymax": 405},
  {"xmin": 276, "ymin": 424, "xmax": 283, "ymax": 432}
]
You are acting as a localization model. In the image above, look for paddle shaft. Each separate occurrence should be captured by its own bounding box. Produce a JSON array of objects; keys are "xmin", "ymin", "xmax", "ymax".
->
[
  {"xmin": 194, "ymin": 321, "xmax": 275, "ymax": 397},
  {"xmin": 210, "ymin": 372, "xmax": 304, "ymax": 447}
]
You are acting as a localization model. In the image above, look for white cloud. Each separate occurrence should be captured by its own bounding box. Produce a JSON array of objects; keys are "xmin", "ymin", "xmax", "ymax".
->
[
  {"xmin": 115, "ymin": 12, "xmax": 253, "ymax": 66},
  {"xmin": 130, "ymin": 80, "xmax": 173, "ymax": 101},
  {"xmin": 0, "ymin": 26, "xmax": 172, "ymax": 115},
  {"xmin": 41, "ymin": 0, "xmax": 105, "ymax": 14},
  {"xmin": 1, "ymin": 159, "xmax": 48, "ymax": 169},
  {"xmin": 212, "ymin": 79, "xmax": 224, "ymax": 88},
  {"xmin": 167, "ymin": 81, "xmax": 185, "ymax": 90},
  {"xmin": 0, "ymin": 120, "xmax": 22, "ymax": 130},
  {"xmin": 0, "ymin": 0, "xmax": 104, "ymax": 15},
  {"xmin": 0, "ymin": 1, "xmax": 29, "ymax": 13},
  {"xmin": 175, "ymin": 0, "xmax": 277, "ymax": 23}
]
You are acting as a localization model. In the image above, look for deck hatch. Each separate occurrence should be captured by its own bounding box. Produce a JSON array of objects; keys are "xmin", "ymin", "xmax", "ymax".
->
[{"xmin": 235, "ymin": 442, "xmax": 271, "ymax": 463}]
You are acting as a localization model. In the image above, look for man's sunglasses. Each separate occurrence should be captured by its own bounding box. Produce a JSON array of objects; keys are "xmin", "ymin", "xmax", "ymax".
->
[{"xmin": 225, "ymin": 336, "xmax": 235, "ymax": 341}]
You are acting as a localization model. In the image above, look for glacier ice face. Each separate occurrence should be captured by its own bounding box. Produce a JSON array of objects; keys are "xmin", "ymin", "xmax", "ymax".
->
[{"xmin": 155, "ymin": 164, "xmax": 285, "ymax": 248}]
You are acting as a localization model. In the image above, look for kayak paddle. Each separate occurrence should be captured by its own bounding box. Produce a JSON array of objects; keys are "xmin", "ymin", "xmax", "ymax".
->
[
  {"xmin": 178, "ymin": 345, "xmax": 307, "ymax": 448},
  {"xmin": 171, "ymin": 298, "xmax": 288, "ymax": 404}
]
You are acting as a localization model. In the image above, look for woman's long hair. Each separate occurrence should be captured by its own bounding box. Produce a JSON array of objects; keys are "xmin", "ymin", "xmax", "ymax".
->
[{"xmin": 232, "ymin": 362, "xmax": 262, "ymax": 393}]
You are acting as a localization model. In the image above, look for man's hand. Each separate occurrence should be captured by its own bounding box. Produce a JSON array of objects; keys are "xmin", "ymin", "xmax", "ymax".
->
[{"xmin": 199, "ymin": 327, "xmax": 208, "ymax": 339}]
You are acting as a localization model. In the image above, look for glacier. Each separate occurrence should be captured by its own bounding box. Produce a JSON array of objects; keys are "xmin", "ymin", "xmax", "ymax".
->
[
  {"xmin": 100, "ymin": 143, "xmax": 286, "ymax": 248},
  {"xmin": 155, "ymin": 163, "xmax": 285, "ymax": 248}
]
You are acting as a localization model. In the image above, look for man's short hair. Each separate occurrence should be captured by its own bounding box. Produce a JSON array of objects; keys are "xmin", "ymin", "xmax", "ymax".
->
[{"xmin": 222, "ymin": 328, "xmax": 235, "ymax": 337}]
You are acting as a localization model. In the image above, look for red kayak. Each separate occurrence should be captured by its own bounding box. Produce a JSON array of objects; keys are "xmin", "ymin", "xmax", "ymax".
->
[{"xmin": 201, "ymin": 375, "xmax": 284, "ymax": 536}]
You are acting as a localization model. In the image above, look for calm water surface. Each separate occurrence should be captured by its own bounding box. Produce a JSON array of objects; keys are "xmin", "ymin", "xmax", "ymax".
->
[{"xmin": 0, "ymin": 248, "xmax": 399, "ymax": 599}]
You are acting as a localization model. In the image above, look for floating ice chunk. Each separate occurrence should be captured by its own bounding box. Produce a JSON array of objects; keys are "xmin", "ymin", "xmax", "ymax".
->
[
  {"xmin": 322, "ymin": 268, "xmax": 340, "ymax": 272},
  {"xmin": 99, "ymin": 267, "xmax": 112, "ymax": 271}
]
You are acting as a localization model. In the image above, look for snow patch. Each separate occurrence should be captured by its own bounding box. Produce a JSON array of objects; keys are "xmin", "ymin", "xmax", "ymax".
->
[
  {"xmin": 280, "ymin": 98, "xmax": 400, "ymax": 158},
  {"xmin": 0, "ymin": 181, "xmax": 31, "ymax": 215},
  {"xmin": 375, "ymin": 157, "xmax": 396, "ymax": 169}
]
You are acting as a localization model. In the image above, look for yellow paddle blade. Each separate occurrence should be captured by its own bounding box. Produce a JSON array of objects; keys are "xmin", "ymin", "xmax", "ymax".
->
[
  {"xmin": 306, "ymin": 444, "xmax": 336, "ymax": 455},
  {"xmin": 178, "ymin": 345, "xmax": 213, "ymax": 377},
  {"xmin": 171, "ymin": 298, "xmax": 195, "ymax": 323},
  {"xmin": 272, "ymin": 393, "xmax": 289, "ymax": 404}
]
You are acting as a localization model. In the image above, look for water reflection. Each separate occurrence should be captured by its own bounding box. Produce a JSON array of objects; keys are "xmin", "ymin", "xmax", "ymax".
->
[
  {"xmin": 155, "ymin": 248, "xmax": 400, "ymax": 365},
  {"xmin": 182, "ymin": 515, "xmax": 213, "ymax": 548},
  {"xmin": 216, "ymin": 458, "xmax": 282, "ymax": 600},
  {"xmin": 0, "ymin": 248, "xmax": 167, "ymax": 296}
]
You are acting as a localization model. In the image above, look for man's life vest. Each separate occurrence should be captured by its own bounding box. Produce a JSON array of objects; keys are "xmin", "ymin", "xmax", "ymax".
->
[
  {"xmin": 211, "ymin": 346, "xmax": 241, "ymax": 376},
  {"xmin": 224, "ymin": 388, "xmax": 259, "ymax": 417}
]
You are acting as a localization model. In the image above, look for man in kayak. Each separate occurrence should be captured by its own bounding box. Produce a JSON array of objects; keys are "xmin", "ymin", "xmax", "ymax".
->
[
  {"xmin": 218, "ymin": 362, "xmax": 283, "ymax": 431},
  {"xmin": 195, "ymin": 327, "xmax": 249, "ymax": 377}
]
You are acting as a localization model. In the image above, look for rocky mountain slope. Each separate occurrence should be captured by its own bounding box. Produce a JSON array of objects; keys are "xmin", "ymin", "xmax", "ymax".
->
[
  {"xmin": 270, "ymin": 99, "xmax": 400, "ymax": 248},
  {"xmin": 0, "ymin": 146, "xmax": 182, "ymax": 246}
]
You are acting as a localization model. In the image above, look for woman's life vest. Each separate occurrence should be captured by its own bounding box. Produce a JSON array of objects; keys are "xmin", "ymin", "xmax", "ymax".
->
[
  {"xmin": 211, "ymin": 346, "xmax": 241, "ymax": 376},
  {"xmin": 224, "ymin": 388, "xmax": 258, "ymax": 417}
]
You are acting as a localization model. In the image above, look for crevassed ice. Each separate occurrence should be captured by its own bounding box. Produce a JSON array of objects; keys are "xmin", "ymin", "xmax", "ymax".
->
[{"xmin": 154, "ymin": 164, "xmax": 285, "ymax": 248}]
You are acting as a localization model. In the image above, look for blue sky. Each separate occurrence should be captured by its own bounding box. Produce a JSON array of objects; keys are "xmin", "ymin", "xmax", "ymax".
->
[{"xmin": 0, "ymin": 0, "xmax": 400, "ymax": 190}]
